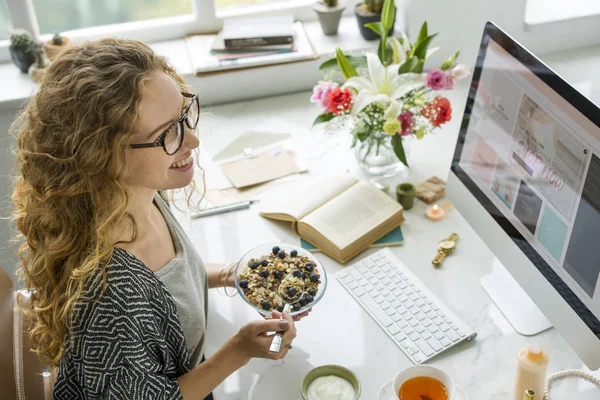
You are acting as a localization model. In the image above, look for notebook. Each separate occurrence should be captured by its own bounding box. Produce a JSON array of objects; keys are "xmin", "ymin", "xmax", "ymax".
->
[{"xmin": 300, "ymin": 226, "xmax": 404, "ymax": 252}]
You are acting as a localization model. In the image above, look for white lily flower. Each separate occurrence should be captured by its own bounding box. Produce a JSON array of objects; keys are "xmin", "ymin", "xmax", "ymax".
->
[
  {"xmin": 343, "ymin": 53, "xmax": 425, "ymax": 117},
  {"xmin": 451, "ymin": 64, "xmax": 471, "ymax": 80}
]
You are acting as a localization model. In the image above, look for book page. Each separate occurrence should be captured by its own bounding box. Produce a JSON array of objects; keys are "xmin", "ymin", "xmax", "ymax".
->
[
  {"xmin": 301, "ymin": 181, "xmax": 402, "ymax": 249},
  {"xmin": 260, "ymin": 175, "xmax": 358, "ymax": 221}
]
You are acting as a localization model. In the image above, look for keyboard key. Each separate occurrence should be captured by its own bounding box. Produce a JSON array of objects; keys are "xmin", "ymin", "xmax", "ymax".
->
[
  {"xmin": 419, "ymin": 330, "xmax": 432, "ymax": 340},
  {"xmin": 426, "ymin": 311, "xmax": 438, "ymax": 320},
  {"xmin": 402, "ymin": 326, "xmax": 414, "ymax": 335},
  {"xmin": 358, "ymin": 294, "xmax": 393, "ymax": 327},
  {"xmin": 422, "ymin": 320, "xmax": 432, "ymax": 327},
  {"xmin": 399, "ymin": 294, "xmax": 409, "ymax": 303},
  {"xmin": 415, "ymin": 324, "xmax": 426, "ymax": 334},
  {"xmin": 392, "ymin": 288, "xmax": 402, "ymax": 296},
  {"xmin": 396, "ymin": 306, "xmax": 409, "ymax": 315},
  {"xmin": 409, "ymin": 306, "xmax": 420, "ymax": 315},
  {"xmin": 373, "ymin": 295, "xmax": 385, "ymax": 304},
  {"xmin": 409, "ymin": 319, "xmax": 419, "ymax": 327},
  {"xmin": 440, "ymin": 337, "xmax": 451, "ymax": 347},
  {"xmin": 391, "ymin": 313, "xmax": 403, "ymax": 322},
  {"xmin": 385, "ymin": 294, "xmax": 395, "ymax": 303},
  {"xmin": 352, "ymin": 287, "xmax": 365, "ymax": 297},
  {"xmin": 451, "ymin": 323, "xmax": 459, "ymax": 331},
  {"xmin": 415, "ymin": 313, "xmax": 426, "ymax": 321},
  {"xmin": 340, "ymin": 274, "xmax": 353, "ymax": 284},
  {"xmin": 401, "ymin": 340, "xmax": 410, "ymax": 350},
  {"xmin": 386, "ymin": 308, "xmax": 396, "ymax": 316},
  {"xmin": 434, "ymin": 331, "xmax": 445, "ymax": 340},
  {"xmin": 357, "ymin": 265, "xmax": 369, "ymax": 274},
  {"xmin": 381, "ymin": 264, "xmax": 390, "ymax": 272},
  {"xmin": 444, "ymin": 316, "xmax": 452, "ymax": 324},
  {"xmin": 388, "ymin": 324, "xmax": 401, "ymax": 335},
  {"xmin": 370, "ymin": 253, "xmax": 380, "ymax": 261},
  {"xmin": 421, "ymin": 305, "xmax": 432, "ymax": 314},
  {"xmin": 437, "ymin": 310, "xmax": 446, "ymax": 318},
  {"xmin": 415, "ymin": 298, "xmax": 425, "ymax": 308},
  {"xmin": 414, "ymin": 339, "xmax": 434, "ymax": 356},
  {"xmin": 458, "ymin": 330, "xmax": 466, "ymax": 338},
  {"xmin": 364, "ymin": 259, "xmax": 374, "ymax": 268},
  {"xmin": 427, "ymin": 337, "xmax": 442, "ymax": 352},
  {"xmin": 398, "ymin": 281, "xmax": 408, "ymax": 289},
  {"xmin": 391, "ymin": 300, "xmax": 401, "ymax": 309},
  {"xmin": 446, "ymin": 330, "xmax": 460, "ymax": 342},
  {"xmin": 428, "ymin": 325, "xmax": 439, "ymax": 334},
  {"xmin": 409, "ymin": 332, "xmax": 420, "ymax": 341},
  {"xmin": 358, "ymin": 278, "xmax": 369, "ymax": 287},
  {"xmin": 397, "ymin": 319, "xmax": 408, "ymax": 329},
  {"xmin": 394, "ymin": 332, "xmax": 407, "ymax": 342},
  {"xmin": 406, "ymin": 345, "xmax": 417, "ymax": 355},
  {"xmin": 365, "ymin": 285, "xmax": 375, "ymax": 294},
  {"xmin": 407, "ymin": 281, "xmax": 415, "ymax": 287},
  {"xmin": 381, "ymin": 302, "xmax": 390, "ymax": 310},
  {"xmin": 440, "ymin": 324, "xmax": 451, "ymax": 333},
  {"xmin": 433, "ymin": 317, "xmax": 444, "ymax": 326},
  {"xmin": 413, "ymin": 353, "xmax": 423, "ymax": 363},
  {"xmin": 432, "ymin": 304, "xmax": 440, "ymax": 311},
  {"xmin": 375, "ymin": 283, "xmax": 385, "ymax": 291}
]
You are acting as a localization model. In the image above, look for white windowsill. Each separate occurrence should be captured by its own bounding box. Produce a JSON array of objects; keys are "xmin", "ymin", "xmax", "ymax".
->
[
  {"xmin": 525, "ymin": 0, "xmax": 600, "ymax": 27},
  {"xmin": 0, "ymin": 16, "xmax": 394, "ymax": 113}
]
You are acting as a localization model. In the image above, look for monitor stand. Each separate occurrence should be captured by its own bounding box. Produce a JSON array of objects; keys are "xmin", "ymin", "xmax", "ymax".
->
[{"xmin": 481, "ymin": 259, "xmax": 553, "ymax": 336}]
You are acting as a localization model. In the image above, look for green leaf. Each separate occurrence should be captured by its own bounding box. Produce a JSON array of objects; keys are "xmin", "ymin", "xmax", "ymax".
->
[
  {"xmin": 381, "ymin": 0, "xmax": 396, "ymax": 32},
  {"xmin": 319, "ymin": 55, "xmax": 367, "ymax": 72},
  {"xmin": 398, "ymin": 57, "xmax": 418, "ymax": 74},
  {"xmin": 378, "ymin": 37, "xmax": 393, "ymax": 65},
  {"xmin": 413, "ymin": 33, "xmax": 438, "ymax": 60},
  {"xmin": 390, "ymin": 37, "xmax": 403, "ymax": 64},
  {"xmin": 417, "ymin": 22, "xmax": 428, "ymax": 46},
  {"xmin": 392, "ymin": 135, "xmax": 409, "ymax": 167},
  {"xmin": 365, "ymin": 22, "xmax": 384, "ymax": 37},
  {"xmin": 440, "ymin": 49, "xmax": 460, "ymax": 70},
  {"xmin": 313, "ymin": 113, "xmax": 335, "ymax": 126},
  {"xmin": 336, "ymin": 48, "xmax": 358, "ymax": 79}
]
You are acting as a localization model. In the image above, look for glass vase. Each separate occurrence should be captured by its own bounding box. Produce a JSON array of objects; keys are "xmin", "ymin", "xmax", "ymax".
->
[{"xmin": 354, "ymin": 131, "xmax": 409, "ymax": 177}]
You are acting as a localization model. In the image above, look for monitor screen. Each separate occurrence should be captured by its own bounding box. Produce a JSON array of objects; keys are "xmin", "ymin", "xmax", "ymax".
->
[{"xmin": 452, "ymin": 24, "xmax": 600, "ymax": 338}]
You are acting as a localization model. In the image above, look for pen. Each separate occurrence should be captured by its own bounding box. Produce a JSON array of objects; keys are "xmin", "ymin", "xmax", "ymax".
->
[{"xmin": 191, "ymin": 200, "xmax": 254, "ymax": 219}]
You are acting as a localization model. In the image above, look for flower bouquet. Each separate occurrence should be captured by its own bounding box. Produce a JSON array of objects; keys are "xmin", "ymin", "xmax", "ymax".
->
[{"xmin": 311, "ymin": 0, "xmax": 470, "ymax": 176}]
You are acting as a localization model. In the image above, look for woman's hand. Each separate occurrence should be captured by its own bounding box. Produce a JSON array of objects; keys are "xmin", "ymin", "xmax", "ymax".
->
[{"xmin": 232, "ymin": 311, "xmax": 297, "ymax": 360}]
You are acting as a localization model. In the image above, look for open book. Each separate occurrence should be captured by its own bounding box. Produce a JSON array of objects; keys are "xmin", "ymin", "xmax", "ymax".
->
[{"xmin": 260, "ymin": 176, "xmax": 404, "ymax": 263}]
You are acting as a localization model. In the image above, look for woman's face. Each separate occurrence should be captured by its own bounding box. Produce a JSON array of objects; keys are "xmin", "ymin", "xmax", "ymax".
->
[{"xmin": 124, "ymin": 71, "xmax": 200, "ymax": 192}]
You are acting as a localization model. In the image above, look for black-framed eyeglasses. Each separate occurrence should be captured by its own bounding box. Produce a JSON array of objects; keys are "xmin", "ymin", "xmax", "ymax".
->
[{"xmin": 127, "ymin": 92, "xmax": 199, "ymax": 155}]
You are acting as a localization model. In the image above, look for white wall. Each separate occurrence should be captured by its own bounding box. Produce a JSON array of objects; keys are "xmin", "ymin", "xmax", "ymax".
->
[
  {"xmin": 0, "ymin": 110, "xmax": 18, "ymax": 283},
  {"xmin": 408, "ymin": 0, "xmax": 600, "ymax": 71}
]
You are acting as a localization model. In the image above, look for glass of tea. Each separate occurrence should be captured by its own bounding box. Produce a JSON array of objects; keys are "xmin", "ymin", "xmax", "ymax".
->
[{"xmin": 392, "ymin": 365, "xmax": 456, "ymax": 400}]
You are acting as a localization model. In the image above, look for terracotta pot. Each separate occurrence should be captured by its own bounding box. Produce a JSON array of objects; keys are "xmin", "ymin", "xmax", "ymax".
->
[{"xmin": 44, "ymin": 37, "xmax": 72, "ymax": 61}]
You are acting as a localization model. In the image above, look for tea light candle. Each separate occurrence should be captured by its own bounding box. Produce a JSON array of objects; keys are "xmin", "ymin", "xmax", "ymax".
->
[{"xmin": 426, "ymin": 204, "xmax": 446, "ymax": 221}]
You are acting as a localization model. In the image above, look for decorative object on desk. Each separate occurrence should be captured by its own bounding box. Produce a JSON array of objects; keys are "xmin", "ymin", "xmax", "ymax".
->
[
  {"xmin": 355, "ymin": 0, "xmax": 395, "ymax": 40},
  {"xmin": 301, "ymin": 365, "xmax": 361, "ymax": 400},
  {"xmin": 9, "ymin": 30, "xmax": 35, "ymax": 73},
  {"xmin": 416, "ymin": 175, "xmax": 446, "ymax": 204},
  {"xmin": 313, "ymin": 0, "xmax": 345, "ymax": 36},
  {"xmin": 312, "ymin": 6, "xmax": 470, "ymax": 177},
  {"xmin": 544, "ymin": 369, "xmax": 600, "ymax": 399},
  {"xmin": 432, "ymin": 233, "xmax": 458, "ymax": 267},
  {"xmin": 300, "ymin": 225, "xmax": 404, "ymax": 251},
  {"xmin": 514, "ymin": 344, "xmax": 549, "ymax": 400},
  {"xmin": 234, "ymin": 243, "xmax": 327, "ymax": 317},
  {"xmin": 395, "ymin": 182, "xmax": 416, "ymax": 210},
  {"xmin": 44, "ymin": 32, "xmax": 71, "ymax": 61},
  {"xmin": 523, "ymin": 389, "xmax": 535, "ymax": 400},
  {"xmin": 426, "ymin": 203, "xmax": 445, "ymax": 221},
  {"xmin": 27, "ymin": 42, "xmax": 46, "ymax": 84},
  {"xmin": 260, "ymin": 175, "xmax": 404, "ymax": 263}
]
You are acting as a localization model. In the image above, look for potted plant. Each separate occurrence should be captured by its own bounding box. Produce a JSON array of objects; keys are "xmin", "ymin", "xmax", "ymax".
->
[
  {"xmin": 44, "ymin": 32, "xmax": 71, "ymax": 61},
  {"xmin": 313, "ymin": 0, "xmax": 345, "ymax": 36},
  {"xmin": 355, "ymin": 0, "xmax": 396, "ymax": 40},
  {"xmin": 28, "ymin": 42, "xmax": 47, "ymax": 83},
  {"xmin": 9, "ymin": 30, "xmax": 35, "ymax": 73}
]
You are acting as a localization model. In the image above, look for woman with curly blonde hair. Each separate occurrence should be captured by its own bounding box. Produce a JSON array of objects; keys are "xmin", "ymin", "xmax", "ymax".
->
[{"xmin": 11, "ymin": 38, "xmax": 304, "ymax": 400}]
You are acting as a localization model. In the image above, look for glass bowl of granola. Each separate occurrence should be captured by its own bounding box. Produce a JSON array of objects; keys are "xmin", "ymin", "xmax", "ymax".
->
[{"xmin": 234, "ymin": 242, "xmax": 327, "ymax": 317}]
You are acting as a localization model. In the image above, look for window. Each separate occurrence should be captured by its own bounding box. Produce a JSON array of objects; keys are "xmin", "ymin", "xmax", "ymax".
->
[
  {"xmin": 215, "ymin": 0, "xmax": 279, "ymax": 10},
  {"xmin": 0, "ymin": 1, "xmax": 10, "ymax": 40},
  {"xmin": 33, "ymin": 0, "xmax": 193, "ymax": 34},
  {"xmin": 525, "ymin": 0, "xmax": 600, "ymax": 25}
]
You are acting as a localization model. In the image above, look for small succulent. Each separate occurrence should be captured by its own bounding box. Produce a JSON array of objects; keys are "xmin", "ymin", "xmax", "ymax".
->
[
  {"xmin": 52, "ymin": 32, "xmax": 64, "ymax": 46},
  {"xmin": 31, "ymin": 42, "xmax": 45, "ymax": 68},
  {"xmin": 365, "ymin": 0, "xmax": 384, "ymax": 13},
  {"xmin": 10, "ymin": 29, "xmax": 33, "ymax": 49},
  {"xmin": 323, "ymin": 0, "xmax": 338, "ymax": 7}
]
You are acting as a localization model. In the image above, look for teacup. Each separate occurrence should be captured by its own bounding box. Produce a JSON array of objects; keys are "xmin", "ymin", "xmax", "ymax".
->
[{"xmin": 392, "ymin": 365, "xmax": 456, "ymax": 400}]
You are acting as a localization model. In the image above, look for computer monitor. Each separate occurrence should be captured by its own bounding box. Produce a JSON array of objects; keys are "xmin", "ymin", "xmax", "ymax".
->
[{"xmin": 448, "ymin": 21, "xmax": 600, "ymax": 370}]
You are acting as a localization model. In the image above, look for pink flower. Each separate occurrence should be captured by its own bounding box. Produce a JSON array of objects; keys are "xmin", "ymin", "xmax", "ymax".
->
[
  {"xmin": 397, "ymin": 111, "xmax": 414, "ymax": 136},
  {"xmin": 311, "ymin": 81, "xmax": 339, "ymax": 111},
  {"xmin": 426, "ymin": 68, "xmax": 447, "ymax": 90},
  {"xmin": 445, "ymin": 75, "xmax": 455, "ymax": 90}
]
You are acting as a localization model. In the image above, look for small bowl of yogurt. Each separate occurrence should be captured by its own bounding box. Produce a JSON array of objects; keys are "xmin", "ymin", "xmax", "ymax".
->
[{"xmin": 300, "ymin": 365, "xmax": 361, "ymax": 400}]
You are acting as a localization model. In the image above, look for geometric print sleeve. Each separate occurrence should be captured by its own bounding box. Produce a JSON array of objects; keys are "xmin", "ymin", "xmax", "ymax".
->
[{"xmin": 53, "ymin": 249, "xmax": 191, "ymax": 400}]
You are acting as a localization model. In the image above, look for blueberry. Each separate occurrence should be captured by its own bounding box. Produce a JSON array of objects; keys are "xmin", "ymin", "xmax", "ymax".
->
[
  {"xmin": 308, "ymin": 288, "xmax": 317, "ymax": 296},
  {"xmin": 273, "ymin": 270, "xmax": 283, "ymax": 279},
  {"xmin": 261, "ymin": 259, "xmax": 269, "ymax": 267},
  {"xmin": 250, "ymin": 262, "xmax": 260, "ymax": 269},
  {"xmin": 310, "ymin": 273, "xmax": 319, "ymax": 283},
  {"xmin": 301, "ymin": 272, "xmax": 307, "ymax": 280},
  {"xmin": 260, "ymin": 269, "xmax": 269, "ymax": 278},
  {"xmin": 261, "ymin": 300, "xmax": 271, "ymax": 310},
  {"xmin": 239, "ymin": 279, "xmax": 248, "ymax": 289},
  {"xmin": 272, "ymin": 246, "xmax": 280, "ymax": 255},
  {"xmin": 299, "ymin": 297, "xmax": 309, "ymax": 306},
  {"xmin": 287, "ymin": 287, "xmax": 297, "ymax": 297},
  {"xmin": 277, "ymin": 249, "xmax": 286, "ymax": 259},
  {"xmin": 293, "ymin": 303, "xmax": 301, "ymax": 311},
  {"xmin": 277, "ymin": 305, "xmax": 284, "ymax": 312},
  {"xmin": 290, "ymin": 250, "xmax": 298, "ymax": 257},
  {"xmin": 292, "ymin": 270, "xmax": 302, "ymax": 278},
  {"xmin": 305, "ymin": 263, "xmax": 314, "ymax": 272},
  {"xmin": 305, "ymin": 295, "xmax": 314, "ymax": 303}
]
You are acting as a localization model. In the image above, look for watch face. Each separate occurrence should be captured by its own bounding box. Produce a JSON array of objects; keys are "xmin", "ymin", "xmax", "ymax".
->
[{"xmin": 439, "ymin": 240, "xmax": 456, "ymax": 250}]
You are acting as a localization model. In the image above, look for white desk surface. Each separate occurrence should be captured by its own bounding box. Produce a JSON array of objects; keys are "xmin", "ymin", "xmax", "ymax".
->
[{"xmin": 169, "ymin": 81, "xmax": 600, "ymax": 400}]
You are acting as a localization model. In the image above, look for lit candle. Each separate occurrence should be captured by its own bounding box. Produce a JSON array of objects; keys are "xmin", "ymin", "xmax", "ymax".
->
[{"xmin": 426, "ymin": 204, "xmax": 446, "ymax": 221}]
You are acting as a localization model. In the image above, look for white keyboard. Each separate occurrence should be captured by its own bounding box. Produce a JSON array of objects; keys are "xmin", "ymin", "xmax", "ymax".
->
[{"xmin": 336, "ymin": 248, "xmax": 477, "ymax": 364}]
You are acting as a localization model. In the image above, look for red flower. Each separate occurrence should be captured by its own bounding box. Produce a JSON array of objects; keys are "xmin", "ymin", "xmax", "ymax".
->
[
  {"xmin": 421, "ymin": 97, "xmax": 452, "ymax": 127},
  {"xmin": 326, "ymin": 88, "xmax": 353, "ymax": 115}
]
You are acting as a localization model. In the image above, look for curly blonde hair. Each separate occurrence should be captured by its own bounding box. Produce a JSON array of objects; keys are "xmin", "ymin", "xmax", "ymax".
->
[{"xmin": 11, "ymin": 38, "xmax": 198, "ymax": 367}]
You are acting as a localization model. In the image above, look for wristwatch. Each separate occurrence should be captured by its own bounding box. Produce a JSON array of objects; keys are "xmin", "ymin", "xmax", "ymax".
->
[{"xmin": 432, "ymin": 233, "xmax": 459, "ymax": 267}]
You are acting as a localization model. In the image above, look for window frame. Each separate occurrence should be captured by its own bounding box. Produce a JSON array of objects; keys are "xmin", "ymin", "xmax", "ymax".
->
[{"xmin": 0, "ymin": 0, "xmax": 358, "ymax": 64}]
